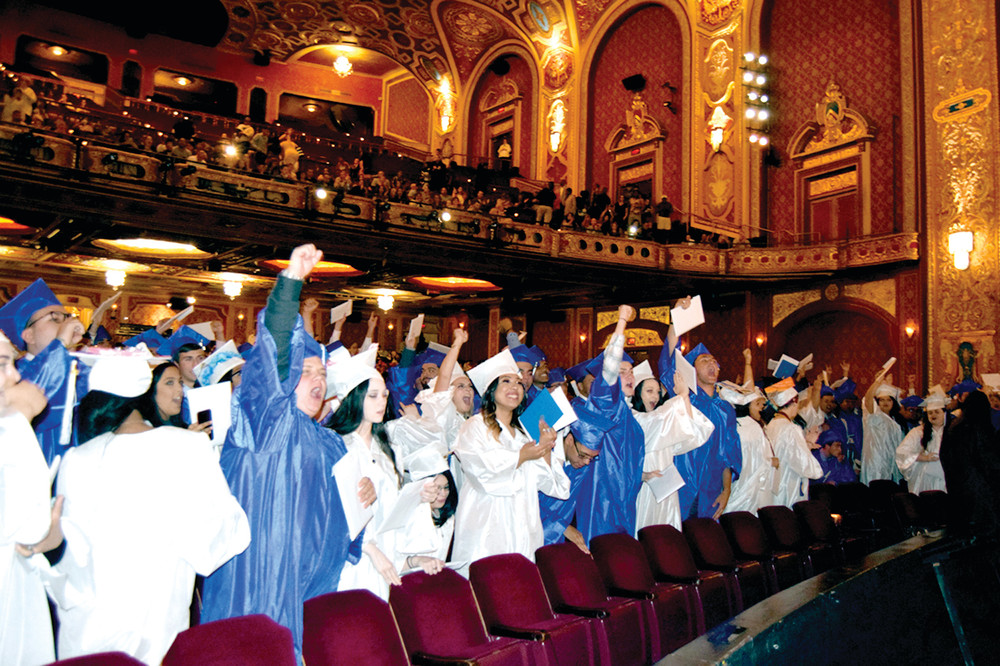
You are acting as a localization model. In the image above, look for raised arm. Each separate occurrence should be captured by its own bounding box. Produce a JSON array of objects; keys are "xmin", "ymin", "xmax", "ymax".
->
[
  {"xmin": 601, "ymin": 305, "xmax": 634, "ymax": 385},
  {"xmin": 86, "ymin": 292, "xmax": 121, "ymax": 339},
  {"xmin": 360, "ymin": 312, "xmax": 378, "ymax": 352},
  {"xmin": 300, "ymin": 297, "xmax": 319, "ymax": 337},
  {"xmin": 742, "ymin": 347, "xmax": 753, "ymax": 388},
  {"xmin": 266, "ymin": 244, "xmax": 322, "ymax": 382},
  {"xmin": 863, "ymin": 366, "xmax": 890, "ymax": 414},
  {"xmin": 435, "ymin": 327, "xmax": 467, "ymax": 393}
]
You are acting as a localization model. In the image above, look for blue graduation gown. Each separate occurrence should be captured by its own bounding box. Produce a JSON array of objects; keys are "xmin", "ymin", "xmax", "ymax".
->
[
  {"xmin": 832, "ymin": 410, "xmax": 863, "ymax": 467},
  {"xmin": 658, "ymin": 344, "xmax": 742, "ymax": 519},
  {"xmin": 17, "ymin": 338, "xmax": 89, "ymax": 465},
  {"xmin": 574, "ymin": 375, "xmax": 645, "ymax": 541},
  {"xmin": 202, "ymin": 308, "xmax": 359, "ymax": 659},
  {"xmin": 811, "ymin": 450, "xmax": 857, "ymax": 485}
]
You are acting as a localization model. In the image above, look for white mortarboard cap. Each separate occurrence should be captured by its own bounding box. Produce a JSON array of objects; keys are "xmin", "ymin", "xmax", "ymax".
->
[
  {"xmin": 631, "ymin": 360, "xmax": 654, "ymax": 386},
  {"xmin": 193, "ymin": 340, "xmax": 245, "ymax": 386},
  {"xmin": 874, "ymin": 383, "xmax": 901, "ymax": 401},
  {"xmin": 88, "ymin": 356, "xmax": 152, "ymax": 398},
  {"xmin": 403, "ymin": 444, "xmax": 449, "ymax": 480},
  {"xmin": 467, "ymin": 349, "xmax": 519, "ymax": 396},
  {"xmin": 327, "ymin": 343, "xmax": 380, "ymax": 400},
  {"xmin": 921, "ymin": 386, "xmax": 948, "ymax": 411},
  {"xmin": 764, "ymin": 377, "xmax": 798, "ymax": 409},
  {"xmin": 427, "ymin": 366, "xmax": 469, "ymax": 392}
]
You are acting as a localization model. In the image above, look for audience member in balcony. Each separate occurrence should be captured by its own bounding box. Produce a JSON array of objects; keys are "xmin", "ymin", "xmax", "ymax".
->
[
  {"xmin": 591, "ymin": 184, "xmax": 610, "ymax": 218},
  {"xmin": 490, "ymin": 192, "xmax": 512, "ymax": 217},
  {"xmin": 171, "ymin": 138, "xmax": 192, "ymax": 160},
  {"xmin": 234, "ymin": 116, "xmax": 253, "ymax": 150},
  {"xmin": 188, "ymin": 148, "xmax": 208, "ymax": 165},
  {"xmin": 248, "ymin": 127, "xmax": 269, "ymax": 169},
  {"xmin": 138, "ymin": 133, "xmax": 154, "ymax": 152},
  {"xmin": 1, "ymin": 82, "xmax": 36, "ymax": 124},
  {"xmin": 373, "ymin": 170, "xmax": 391, "ymax": 197},
  {"xmin": 658, "ymin": 298, "xmax": 743, "ymax": 520},
  {"xmin": 534, "ymin": 182, "xmax": 557, "ymax": 225},
  {"xmin": 895, "ymin": 390, "xmax": 948, "ymax": 493},
  {"xmin": 279, "ymin": 131, "xmax": 301, "ymax": 177},
  {"xmin": 860, "ymin": 369, "xmax": 905, "ymax": 484},
  {"xmin": 52, "ymin": 114, "xmax": 70, "ymax": 135}
]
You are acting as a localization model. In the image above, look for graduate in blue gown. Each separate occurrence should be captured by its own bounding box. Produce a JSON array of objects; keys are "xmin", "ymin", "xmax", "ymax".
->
[
  {"xmin": 573, "ymin": 305, "xmax": 646, "ymax": 541},
  {"xmin": 202, "ymin": 245, "xmax": 370, "ymax": 661},
  {"xmin": 386, "ymin": 328, "xmax": 446, "ymax": 418},
  {"xmin": 0, "ymin": 278, "xmax": 89, "ymax": 465},
  {"xmin": 811, "ymin": 428, "xmax": 857, "ymax": 485},
  {"xmin": 657, "ymin": 299, "xmax": 742, "ymax": 520},
  {"xmin": 538, "ymin": 399, "xmax": 615, "ymax": 550}
]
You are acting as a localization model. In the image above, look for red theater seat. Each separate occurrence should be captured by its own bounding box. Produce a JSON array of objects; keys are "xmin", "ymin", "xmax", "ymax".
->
[
  {"xmin": 719, "ymin": 511, "xmax": 805, "ymax": 592},
  {"xmin": 683, "ymin": 517, "xmax": 769, "ymax": 610},
  {"xmin": 303, "ymin": 589, "xmax": 409, "ymax": 665},
  {"xmin": 162, "ymin": 614, "xmax": 296, "ymax": 666}
]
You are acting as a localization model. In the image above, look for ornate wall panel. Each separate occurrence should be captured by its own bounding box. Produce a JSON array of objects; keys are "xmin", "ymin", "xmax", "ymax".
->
[
  {"xmin": 468, "ymin": 55, "xmax": 535, "ymax": 171},
  {"xmin": 385, "ymin": 78, "xmax": 432, "ymax": 146},
  {"xmin": 764, "ymin": 0, "xmax": 901, "ymax": 240},
  {"xmin": 922, "ymin": 0, "xmax": 1000, "ymax": 383}
]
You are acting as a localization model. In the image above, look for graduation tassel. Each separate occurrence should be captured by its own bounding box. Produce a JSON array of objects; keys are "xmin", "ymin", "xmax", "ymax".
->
[{"xmin": 59, "ymin": 359, "xmax": 78, "ymax": 446}]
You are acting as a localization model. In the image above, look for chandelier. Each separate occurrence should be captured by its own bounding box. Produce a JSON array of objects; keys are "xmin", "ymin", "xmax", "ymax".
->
[{"xmin": 333, "ymin": 55, "xmax": 353, "ymax": 78}]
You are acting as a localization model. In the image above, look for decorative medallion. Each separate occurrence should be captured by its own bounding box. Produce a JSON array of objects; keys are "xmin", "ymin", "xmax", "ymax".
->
[
  {"xmin": 705, "ymin": 39, "xmax": 733, "ymax": 102},
  {"xmin": 700, "ymin": 0, "xmax": 740, "ymax": 26},
  {"xmin": 402, "ymin": 8, "xmax": 436, "ymax": 38},
  {"xmin": 528, "ymin": 1, "xmax": 551, "ymax": 32},
  {"xmin": 542, "ymin": 49, "xmax": 573, "ymax": 90},
  {"xmin": 345, "ymin": 3, "xmax": 383, "ymax": 26},
  {"xmin": 282, "ymin": 2, "xmax": 318, "ymax": 21},
  {"xmin": 443, "ymin": 6, "xmax": 503, "ymax": 45}
]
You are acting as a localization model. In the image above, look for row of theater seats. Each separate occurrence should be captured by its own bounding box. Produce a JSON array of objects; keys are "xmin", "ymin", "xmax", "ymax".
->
[{"xmin": 48, "ymin": 485, "xmax": 948, "ymax": 666}]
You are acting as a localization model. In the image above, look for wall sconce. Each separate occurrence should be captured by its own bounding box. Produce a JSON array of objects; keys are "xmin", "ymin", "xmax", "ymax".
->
[
  {"xmin": 708, "ymin": 106, "xmax": 732, "ymax": 152},
  {"xmin": 755, "ymin": 333, "xmax": 765, "ymax": 347},
  {"xmin": 904, "ymin": 322, "xmax": 916, "ymax": 338},
  {"xmin": 680, "ymin": 341, "xmax": 687, "ymax": 353},
  {"xmin": 579, "ymin": 333, "xmax": 587, "ymax": 343},
  {"xmin": 237, "ymin": 313, "xmax": 245, "ymax": 321},
  {"xmin": 948, "ymin": 230, "xmax": 973, "ymax": 270},
  {"xmin": 333, "ymin": 54, "xmax": 353, "ymax": 78},
  {"xmin": 387, "ymin": 322, "xmax": 395, "ymax": 330}
]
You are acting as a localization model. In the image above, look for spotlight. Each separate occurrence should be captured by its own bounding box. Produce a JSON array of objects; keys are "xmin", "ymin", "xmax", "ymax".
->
[
  {"xmin": 743, "ymin": 71, "xmax": 754, "ymax": 83},
  {"xmin": 758, "ymin": 136, "xmax": 769, "ymax": 146},
  {"xmin": 440, "ymin": 210, "xmax": 452, "ymax": 222},
  {"xmin": 758, "ymin": 55, "xmax": 769, "ymax": 65},
  {"xmin": 745, "ymin": 108, "xmax": 756, "ymax": 119},
  {"xmin": 757, "ymin": 109, "xmax": 769, "ymax": 121},
  {"xmin": 756, "ymin": 74, "xmax": 766, "ymax": 86},
  {"xmin": 314, "ymin": 187, "xmax": 328, "ymax": 200}
]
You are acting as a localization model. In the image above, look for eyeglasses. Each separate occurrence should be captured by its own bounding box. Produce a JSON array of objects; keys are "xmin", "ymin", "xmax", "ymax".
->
[
  {"xmin": 25, "ymin": 310, "xmax": 70, "ymax": 328},
  {"xmin": 574, "ymin": 441, "xmax": 599, "ymax": 462},
  {"xmin": 433, "ymin": 484, "xmax": 450, "ymax": 495}
]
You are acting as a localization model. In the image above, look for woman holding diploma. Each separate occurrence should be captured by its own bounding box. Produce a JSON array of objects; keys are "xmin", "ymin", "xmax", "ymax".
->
[{"xmin": 632, "ymin": 362, "xmax": 715, "ymax": 531}]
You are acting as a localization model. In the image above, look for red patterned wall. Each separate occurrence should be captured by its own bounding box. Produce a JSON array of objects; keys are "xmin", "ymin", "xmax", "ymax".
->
[
  {"xmin": 531, "ymin": 316, "xmax": 574, "ymax": 369},
  {"xmin": 684, "ymin": 298, "xmax": 750, "ymax": 385},
  {"xmin": 586, "ymin": 5, "xmax": 683, "ymax": 201},
  {"xmin": 385, "ymin": 78, "xmax": 431, "ymax": 146},
  {"xmin": 468, "ymin": 55, "xmax": 535, "ymax": 171},
  {"xmin": 764, "ymin": 0, "xmax": 901, "ymax": 238}
]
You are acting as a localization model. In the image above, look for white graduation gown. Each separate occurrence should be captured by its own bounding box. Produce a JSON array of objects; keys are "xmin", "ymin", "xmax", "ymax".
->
[
  {"xmin": 895, "ymin": 424, "xmax": 947, "ymax": 494},
  {"xmin": 43, "ymin": 426, "xmax": 250, "ymax": 666},
  {"xmin": 1, "ymin": 412, "xmax": 55, "ymax": 666},
  {"xmin": 632, "ymin": 396, "xmax": 714, "ymax": 531},
  {"xmin": 414, "ymin": 388, "xmax": 468, "ymax": 490},
  {"xmin": 452, "ymin": 414, "xmax": 570, "ymax": 570},
  {"xmin": 766, "ymin": 416, "xmax": 823, "ymax": 508},
  {"xmin": 861, "ymin": 407, "xmax": 904, "ymax": 484},
  {"xmin": 727, "ymin": 416, "xmax": 776, "ymax": 514},
  {"xmin": 797, "ymin": 402, "xmax": 827, "ymax": 431}
]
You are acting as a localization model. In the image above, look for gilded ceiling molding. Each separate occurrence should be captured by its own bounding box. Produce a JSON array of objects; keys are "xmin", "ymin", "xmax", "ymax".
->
[{"xmin": 922, "ymin": 0, "xmax": 1000, "ymax": 382}]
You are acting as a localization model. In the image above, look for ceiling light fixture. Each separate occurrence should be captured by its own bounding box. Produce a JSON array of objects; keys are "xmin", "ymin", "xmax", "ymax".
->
[
  {"xmin": 377, "ymin": 294, "xmax": 394, "ymax": 311},
  {"xmin": 93, "ymin": 237, "xmax": 211, "ymax": 259},
  {"xmin": 174, "ymin": 75, "xmax": 192, "ymax": 87},
  {"xmin": 334, "ymin": 55, "xmax": 353, "ymax": 78},
  {"xmin": 48, "ymin": 45, "xmax": 67, "ymax": 57},
  {"xmin": 105, "ymin": 269, "xmax": 126, "ymax": 289}
]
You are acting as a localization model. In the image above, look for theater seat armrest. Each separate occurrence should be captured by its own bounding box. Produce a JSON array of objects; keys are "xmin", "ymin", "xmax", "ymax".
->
[
  {"xmin": 553, "ymin": 603, "xmax": 610, "ymax": 619},
  {"xmin": 490, "ymin": 624, "xmax": 550, "ymax": 642},
  {"xmin": 412, "ymin": 652, "xmax": 477, "ymax": 666},
  {"xmin": 608, "ymin": 586, "xmax": 656, "ymax": 601}
]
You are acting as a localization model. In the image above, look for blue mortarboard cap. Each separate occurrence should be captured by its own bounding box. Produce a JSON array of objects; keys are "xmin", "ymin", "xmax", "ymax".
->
[
  {"xmin": 583, "ymin": 349, "xmax": 635, "ymax": 378},
  {"xmin": 820, "ymin": 384, "xmax": 835, "ymax": 397},
  {"xmin": 325, "ymin": 340, "xmax": 344, "ymax": 354},
  {"xmin": 0, "ymin": 278, "xmax": 62, "ymax": 349},
  {"xmin": 900, "ymin": 395, "xmax": 923, "ymax": 409},
  {"xmin": 547, "ymin": 367, "xmax": 566, "ymax": 386},
  {"xmin": 528, "ymin": 345, "xmax": 547, "ymax": 363},
  {"xmin": 566, "ymin": 360, "xmax": 591, "ymax": 382},
  {"xmin": 570, "ymin": 401, "xmax": 617, "ymax": 451},
  {"xmin": 238, "ymin": 341, "xmax": 254, "ymax": 359},
  {"xmin": 834, "ymin": 378, "xmax": 857, "ymax": 403},
  {"xmin": 93, "ymin": 325, "xmax": 111, "ymax": 343},
  {"xmin": 683, "ymin": 342, "xmax": 712, "ymax": 367},
  {"xmin": 817, "ymin": 428, "xmax": 844, "ymax": 447},
  {"xmin": 948, "ymin": 379, "xmax": 982, "ymax": 396},
  {"xmin": 510, "ymin": 345, "xmax": 534, "ymax": 365},
  {"xmin": 414, "ymin": 346, "xmax": 447, "ymax": 367},
  {"xmin": 303, "ymin": 335, "xmax": 325, "ymax": 362},
  {"xmin": 161, "ymin": 325, "xmax": 211, "ymax": 360}
]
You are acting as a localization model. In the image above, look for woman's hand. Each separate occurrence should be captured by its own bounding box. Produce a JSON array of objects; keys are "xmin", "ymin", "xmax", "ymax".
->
[
  {"xmin": 188, "ymin": 420, "xmax": 212, "ymax": 437},
  {"xmin": 364, "ymin": 543, "xmax": 401, "ymax": 586},
  {"xmin": 419, "ymin": 479, "xmax": 437, "ymax": 504},
  {"xmin": 301, "ymin": 298, "xmax": 319, "ymax": 315},
  {"xmin": 618, "ymin": 304, "xmax": 636, "ymax": 322},
  {"xmin": 16, "ymin": 495, "xmax": 64, "ymax": 557},
  {"xmin": 406, "ymin": 555, "xmax": 445, "ymax": 575},
  {"xmin": 518, "ymin": 440, "xmax": 551, "ymax": 468},
  {"xmin": 358, "ymin": 476, "xmax": 377, "ymax": 508},
  {"xmin": 674, "ymin": 371, "xmax": 689, "ymax": 397},
  {"xmin": 642, "ymin": 470, "xmax": 663, "ymax": 482},
  {"xmin": 452, "ymin": 327, "xmax": 468, "ymax": 346},
  {"xmin": 564, "ymin": 525, "xmax": 590, "ymax": 555}
]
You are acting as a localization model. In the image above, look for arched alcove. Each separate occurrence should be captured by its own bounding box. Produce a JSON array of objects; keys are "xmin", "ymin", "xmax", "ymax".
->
[
  {"xmin": 467, "ymin": 52, "xmax": 535, "ymax": 173},
  {"xmin": 772, "ymin": 301, "xmax": 896, "ymax": 389},
  {"xmin": 585, "ymin": 4, "xmax": 683, "ymax": 203}
]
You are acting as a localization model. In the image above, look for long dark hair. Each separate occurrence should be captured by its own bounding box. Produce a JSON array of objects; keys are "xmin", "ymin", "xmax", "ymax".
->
[
  {"xmin": 919, "ymin": 408, "xmax": 949, "ymax": 451},
  {"xmin": 327, "ymin": 379, "xmax": 402, "ymax": 488},
  {"xmin": 429, "ymin": 469, "xmax": 458, "ymax": 527},
  {"xmin": 884, "ymin": 397, "xmax": 909, "ymax": 432},
  {"xmin": 77, "ymin": 390, "xmax": 140, "ymax": 443},
  {"xmin": 137, "ymin": 362, "xmax": 188, "ymax": 428},
  {"xmin": 482, "ymin": 376, "xmax": 526, "ymax": 441},
  {"xmin": 631, "ymin": 378, "xmax": 666, "ymax": 412}
]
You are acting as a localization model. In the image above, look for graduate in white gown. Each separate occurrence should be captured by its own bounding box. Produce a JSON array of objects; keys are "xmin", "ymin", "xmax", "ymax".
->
[
  {"xmin": 631, "ymin": 361, "xmax": 714, "ymax": 531},
  {"xmin": 723, "ymin": 388, "xmax": 778, "ymax": 514},
  {"xmin": 452, "ymin": 349, "xmax": 570, "ymax": 569},
  {"xmin": 328, "ymin": 348, "xmax": 445, "ymax": 599},
  {"xmin": 396, "ymin": 446, "xmax": 458, "ymax": 566},
  {"xmin": 0, "ymin": 330, "xmax": 60, "ymax": 666},
  {"xmin": 895, "ymin": 390, "xmax": 948, "ymax": 494},
  {"xmin": 861, "ymin": 369, "xmax": 905, "ymax": 484},
  {"xmin": 43, "ymin": 356, "xmax": 250, "ymax": 665},
  {"xmin": 763, "ymin": 381, "xmax": 822, "ymax": 508}
]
